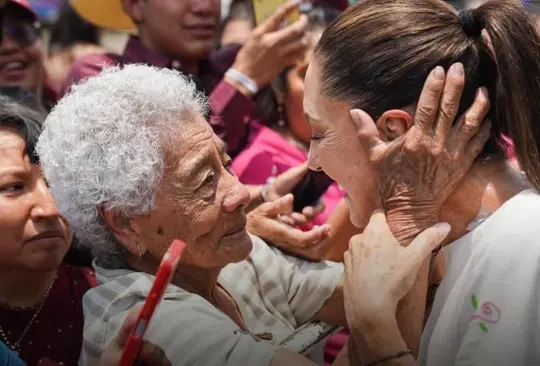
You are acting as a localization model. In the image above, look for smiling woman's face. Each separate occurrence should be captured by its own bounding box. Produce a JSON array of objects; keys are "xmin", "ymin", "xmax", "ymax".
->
[
  {"xmin": 0, "ymin": 127, "xmax": 70, "ymax": 271},
  {"xmin": 303, "ymin": 58, "xmax": 379, "ymax": 229},
  {"xmin": 128, "ymin": 115, "xmax": 253, "ymax": 269},
  {"xmin": 0, "ymin": 4, "xmax": 43, "ymax": 93}
]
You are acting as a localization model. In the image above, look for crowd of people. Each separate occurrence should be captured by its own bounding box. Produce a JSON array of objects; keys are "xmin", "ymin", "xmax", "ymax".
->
[{"xmin": 1, "ymin": 0, "xmax": 540, "ymax": 365}]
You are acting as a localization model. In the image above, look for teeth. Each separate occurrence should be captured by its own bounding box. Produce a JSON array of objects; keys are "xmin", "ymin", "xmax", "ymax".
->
[{"xmin": 5, "ymin": 62, "xmax": 24, "ymax": 71}]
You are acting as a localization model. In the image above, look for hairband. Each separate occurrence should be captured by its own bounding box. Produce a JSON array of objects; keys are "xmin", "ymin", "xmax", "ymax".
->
[{"xmin": 458, "ymin": 8, "xmax": 483, "ymax": 38}]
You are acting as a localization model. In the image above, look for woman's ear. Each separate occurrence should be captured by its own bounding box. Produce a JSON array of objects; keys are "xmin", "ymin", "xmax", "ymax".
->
[
  {"xmin": 376, "ymin": 110, "xmax": 413, "ymax": 141},
  {"xmin": 97, "ymin": 206, "xmax": 146, "ymax": 257},
  {"xmin": 121, "ymin": 0, "xmax": 145, "ymax": 24}
]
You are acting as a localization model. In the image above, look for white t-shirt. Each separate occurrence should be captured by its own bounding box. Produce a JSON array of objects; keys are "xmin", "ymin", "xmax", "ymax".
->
[
  {"xmin": 419, "ymin": 189, "xmax": 540, "ymax": 366},
  {"xmin": 79, "ymin": 234, "xmax": 343, "ymax": 366}
]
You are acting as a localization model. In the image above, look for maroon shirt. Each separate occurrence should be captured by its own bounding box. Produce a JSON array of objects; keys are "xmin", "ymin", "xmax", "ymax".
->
[
  {"xmin": 0, "ymin": 265, "xmax": 96, "ymax": 366},
  {"xmin": 61, "ymin": 36, "xmax": 256, "ymax": 156}
]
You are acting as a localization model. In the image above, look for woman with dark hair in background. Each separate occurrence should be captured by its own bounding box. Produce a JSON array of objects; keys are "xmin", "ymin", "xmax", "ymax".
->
[
  {"xmin": 0, "ymin": 94, "xmax": 95, "ymax": 365},
  {"xmin": 219, "ymin": 0, "xmax": 254, "ymax": 47},
  {"xmin": 232, "ymin": 5, "xmax": 342, "ymax": 231},
  {"xmin": 301, "ymin": 0, "xmax": 540, "ymax": 365},
  {"xmin": 45, "ymin": 1, "xmax": 106, "ymax": 88},
  {"xmin": 0, "ymin": 0, "xmax": 56, "ymax": 111}
]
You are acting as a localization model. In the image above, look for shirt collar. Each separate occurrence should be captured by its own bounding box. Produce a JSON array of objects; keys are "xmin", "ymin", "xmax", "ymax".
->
[
  {"xmin": 122, "ymin": 35, "xmax": 181, "ymax": 70},
  {"xmin": 122, "ymin": 35, "xmax": 217, "ymax": 76}
]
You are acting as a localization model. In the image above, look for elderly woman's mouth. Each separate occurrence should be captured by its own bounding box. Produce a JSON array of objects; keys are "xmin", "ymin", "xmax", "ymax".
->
[{"xmin": 222, "ymin": 223, "xmax": 247, "ymax": 238}]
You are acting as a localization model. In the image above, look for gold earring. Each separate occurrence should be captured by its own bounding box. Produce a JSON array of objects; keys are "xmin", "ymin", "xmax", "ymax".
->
[{"xmin": 136, "ymin": 243, "xmax": 142, "ymax": 260}]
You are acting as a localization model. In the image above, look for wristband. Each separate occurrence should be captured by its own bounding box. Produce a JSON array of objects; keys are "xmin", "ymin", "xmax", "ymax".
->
[
  {"xmin": 225, "ymin": 68, "xmax": 258, "ymax": 95},
  {"xmin": 364, "ymin": 349, "xmax": 412, "ymax": 366},
  {"xmin": 260, "ymin": 177, "xmax": 276, "ymax": 202}
]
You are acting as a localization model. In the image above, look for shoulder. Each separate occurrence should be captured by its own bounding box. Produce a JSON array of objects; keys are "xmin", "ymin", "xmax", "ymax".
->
[
  {"xmin": 474, "ymin": 190, "xmax": 540, "ymax": 260},
  {"xmin": 232, "ymin": 235, "xmax": 343, "ymax": 280},
  {"xmin": 58, "ymin": 264, "xmax": 96, "ymax": 291},
  {"xmin": 61, "ymin": 52, "xmax": 123, "ymax": 95},
  {"xmin": 208, "ymin": 44, "xmax": 242, "ymax": 75}
]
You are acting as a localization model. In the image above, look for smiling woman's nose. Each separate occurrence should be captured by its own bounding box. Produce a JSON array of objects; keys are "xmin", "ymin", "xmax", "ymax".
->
[
  {"xmin": 222, "ymin": 180, "xmax": 250, "ymax": 213},
  {"xmin": 307, "ymin": 145, "xmax": 320, "ymax": 171}
]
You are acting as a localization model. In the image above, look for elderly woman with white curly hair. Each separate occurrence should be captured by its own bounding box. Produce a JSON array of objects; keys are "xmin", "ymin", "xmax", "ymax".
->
[
  {"xmin": 36, "ymin": 63, "xmax": 478, "ymax": 366},
  {"xmin": 37, "ymin": 64, "xmax": 350, "ymax": 366}
]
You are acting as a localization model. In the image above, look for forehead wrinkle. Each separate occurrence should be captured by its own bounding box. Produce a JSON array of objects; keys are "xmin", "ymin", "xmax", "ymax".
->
[{"xmin": 164, "ymin": 130, "xmax": 214, "ymax": 188}]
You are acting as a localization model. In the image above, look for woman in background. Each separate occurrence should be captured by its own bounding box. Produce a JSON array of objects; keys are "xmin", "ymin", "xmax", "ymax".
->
[
  {"xmin": 219, "ymin": 0, "xmax": 254, "ymax": 47},
  {"xmin": 0, "ymin": 0, "xmax": 56, "ymax": 110},
  {"xmin": 0, "ymin": 95, "xmax": 94, "ymax": 365},
  {"xmin": 232, "ymin": 5, "xmax": 342, "ymax": 229},
  {"xmin": 45, "ymin": 2, "xmax": 106, "ymax": 88}
]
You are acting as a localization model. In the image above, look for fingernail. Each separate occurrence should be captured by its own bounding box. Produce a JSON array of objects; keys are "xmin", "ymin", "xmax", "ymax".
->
[
  {"xmin": 449, "ymin": 63, "xmax": 464, "ymax": 76},
  {"xmin": 433, "ymin": 66, "xmax": 445, "ymax": 80},
  {"xmin": 434, "ymin": 222, "xmax": 451, "ymax": 234},
  {"xmin": 479, "ymin": 87, "xmax": 489, "ymax": 98}
]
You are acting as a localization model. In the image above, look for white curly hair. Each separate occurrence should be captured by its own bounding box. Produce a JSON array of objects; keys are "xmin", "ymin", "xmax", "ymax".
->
[{"xmin": 36, "ymin": 64, "xmax": 207, "ymax": 267}]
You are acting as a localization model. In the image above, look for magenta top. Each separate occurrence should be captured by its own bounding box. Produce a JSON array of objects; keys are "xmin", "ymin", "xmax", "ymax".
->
[{"xmin": 232, "ymin": 123, "xmax": 345, "ymax": 227}]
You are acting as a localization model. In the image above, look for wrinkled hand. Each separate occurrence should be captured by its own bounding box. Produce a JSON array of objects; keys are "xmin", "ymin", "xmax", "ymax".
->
[
  {"xmin": 99, "ymin": 304, "xmax": 171, "ymax": 366},
  {"xmin": 350, "ymin": 63, "xmax": 491, "ymax": 242},
  {"xmin": 343, "ymin": 210, "xmax": 451, "ymax": 325},
  {"xmin": 232, "ymin": 0, "xmax": 308, "ymax": 90},
  {"xmin": 247, "ymin": 194, "xmax": 331, "ymax": 261}
]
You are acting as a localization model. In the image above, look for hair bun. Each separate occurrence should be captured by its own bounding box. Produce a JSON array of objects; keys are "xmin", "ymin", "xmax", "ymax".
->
[{"xmin": 459, "ymin": 9, "xmax": 483, "ymax": 38}]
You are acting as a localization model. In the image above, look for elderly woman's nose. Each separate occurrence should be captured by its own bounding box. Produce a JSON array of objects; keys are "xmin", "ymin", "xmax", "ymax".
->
[
  {"xmin": 222, "ymin": 180, "xmax": 250, "ymax": 213},
  {"xmin": 30, "ymin": 179, "xmax": 60, "ymax": 219}
]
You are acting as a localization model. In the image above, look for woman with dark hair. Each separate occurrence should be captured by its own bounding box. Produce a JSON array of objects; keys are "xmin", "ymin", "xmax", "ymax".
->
[
  {"xmin": 302, "ymin": 0, "xmax": 540, "ymax": 365},
  {"xmin": 233, "ymin": 5, "xmax": 342, "ymax": 231},
  {"xmin": 0, "ymin": 0, "xmax": 57, "ymax": 111},
  {"xmin": 45, "ymin": 2, "xmax": 106, "ymax": 88},
  {"xmin": 219, "ymin": 0, "xmax": 254, "ymax": 47}
]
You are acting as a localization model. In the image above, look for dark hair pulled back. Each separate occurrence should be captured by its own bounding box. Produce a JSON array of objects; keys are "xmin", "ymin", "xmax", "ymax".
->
[{"xmin": 315, "ymin": 0, "xmax": 540, "ymax": 190}]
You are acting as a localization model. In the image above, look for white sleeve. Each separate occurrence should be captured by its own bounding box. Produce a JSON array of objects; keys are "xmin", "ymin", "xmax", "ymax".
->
[
  {"xmin": 103, "ymin": 296, "xmax": 279, "ymax": 366},
  {"xmin": 453, "ymin": 230, "xmax": 540, "ymax": 366}
]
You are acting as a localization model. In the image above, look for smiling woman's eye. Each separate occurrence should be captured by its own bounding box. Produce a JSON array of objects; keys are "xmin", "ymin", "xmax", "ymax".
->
[
  {"xmin": 0, "ymin": 182, "xmax": 25, "ymax": 193},
  {"xmin": 224, "ymin": 160, "xmax": 235, "ymax": 175},
  {"xmin": 310, "ymin": 134, "xmax": 324, "ymax": 141}
]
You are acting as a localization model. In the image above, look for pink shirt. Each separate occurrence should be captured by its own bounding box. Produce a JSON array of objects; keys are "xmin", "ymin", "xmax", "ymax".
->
[{"xmin": 232, "ymin": 124, "xmax": 345, "ymax": 226}]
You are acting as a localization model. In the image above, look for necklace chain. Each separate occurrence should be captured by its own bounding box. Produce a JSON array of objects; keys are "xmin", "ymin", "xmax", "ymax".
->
[{"xmin": 0, "ymin": 274, "xmax": 57, "ymax": 356}]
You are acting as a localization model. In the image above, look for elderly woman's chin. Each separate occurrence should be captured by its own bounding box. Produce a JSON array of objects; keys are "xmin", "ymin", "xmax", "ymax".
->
[{"xmin": 218, "ymin": 227, "xmax": 253, "ymax": 263}]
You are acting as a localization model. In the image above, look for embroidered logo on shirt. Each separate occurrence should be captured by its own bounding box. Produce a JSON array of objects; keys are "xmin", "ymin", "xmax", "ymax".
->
[{"xmin": 471, "ymin": 295, "xmax": 501, "ymax": 332}]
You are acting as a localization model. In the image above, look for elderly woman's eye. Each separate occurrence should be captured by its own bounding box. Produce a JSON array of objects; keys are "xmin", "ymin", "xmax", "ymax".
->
[
  {"xmin": 310, "ymin": 135, "xmax": 324, "ymax": 141},
  {"xmin": 204, "ymin": 173, "xmax": 215, "ymax": 185}
]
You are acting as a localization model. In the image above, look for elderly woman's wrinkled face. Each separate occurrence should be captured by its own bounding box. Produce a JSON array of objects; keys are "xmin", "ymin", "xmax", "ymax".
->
[
  {"xmin": 0, "ymin": 128, "xmax": 70, "ymax": 271},
  {"xmin": 303, "ymin": 58, "xmax": 379, "ymax": 229},
  {"xmin": 130, "ymin": 116, "xmax": 252, "ymax": 268}
]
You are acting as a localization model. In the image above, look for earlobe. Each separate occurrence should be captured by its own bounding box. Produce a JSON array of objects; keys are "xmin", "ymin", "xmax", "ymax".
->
[{"xmin": 376, "ymin": 110, "xmax": 413, "ymax": 140}]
